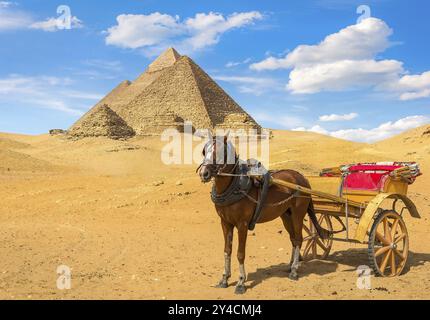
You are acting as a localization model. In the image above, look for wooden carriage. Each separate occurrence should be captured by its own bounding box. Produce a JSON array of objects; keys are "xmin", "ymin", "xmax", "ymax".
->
[{"xmin": 271, "ymin": 162, "xmax": 422, "ymax": 277}]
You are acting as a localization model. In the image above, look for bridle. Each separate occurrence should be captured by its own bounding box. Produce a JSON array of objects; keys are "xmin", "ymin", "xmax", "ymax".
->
[{"xmin": 196, "ymin": 140, "xmax": 239, "ymax": 180}]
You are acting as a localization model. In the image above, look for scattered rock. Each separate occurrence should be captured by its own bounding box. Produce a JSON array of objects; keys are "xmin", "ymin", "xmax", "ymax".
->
[
  {"xmin": 153, "ymin": 181, "xmax": 164, "ymax": 187},
  {"xmin": 176, "ymin": 181, "xmax": 183, "ymax": 186},
  {"xmin": 331, "ymin": 291, "xmax": 337, "ymax": 295},
  {"xmin": 105, "ymin": 144, "xmax": 141, "ymax": 152},
  {"xmin": 49, "ymin": 129, "xmax": 67, "ymax": 135},
  {"xmin": 374, "ymin": 287, "xmax": 389, "ymax": 292},
  {"xmin": 117, "ymin": 203, "xmax": 133, "ymax": 208}
]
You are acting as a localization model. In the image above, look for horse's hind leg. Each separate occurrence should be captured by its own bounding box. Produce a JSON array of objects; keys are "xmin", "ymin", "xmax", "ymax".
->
[
  {"xmin": 216, "ymin": 219, "xmax": 233, "ymax": 288},
  {"xmin": 281, "ymin": 210, "xmax": 295, "ymax": 273},
  {"xmin": 281, "ymin": 206, "xmax": 305, "ymax": 281}
]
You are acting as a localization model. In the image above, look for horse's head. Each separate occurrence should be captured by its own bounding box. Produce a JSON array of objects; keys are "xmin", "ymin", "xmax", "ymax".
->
[{"xmin": 197, "ymin": 134, "xmax": 237, "ymax": 183}]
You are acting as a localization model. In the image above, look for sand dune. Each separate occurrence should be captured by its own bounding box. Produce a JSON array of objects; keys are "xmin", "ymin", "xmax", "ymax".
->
[{"xmin": 0, "ymin": 128, "xmax": 429, "ymax": 299}]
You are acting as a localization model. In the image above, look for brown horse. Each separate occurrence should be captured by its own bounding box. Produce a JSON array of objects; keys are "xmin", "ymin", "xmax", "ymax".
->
[{"xmin": 198, "ymin": 134, "xmax": 330, "ymax": 294}]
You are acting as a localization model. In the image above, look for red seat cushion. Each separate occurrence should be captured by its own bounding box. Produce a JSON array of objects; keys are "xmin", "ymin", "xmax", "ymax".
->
[
  {"xmin": 343, "ymin": 172, "xmax": 388, "ymax": 191},
  {"xmin": 348, "ymin": 165, "xmax": 402, "ymax": 172}
]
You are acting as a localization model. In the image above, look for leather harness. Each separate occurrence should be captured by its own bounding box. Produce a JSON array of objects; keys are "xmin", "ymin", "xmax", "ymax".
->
[
  {"xmin": 211, "ymin": 162, "xmax": 272, "ymax": 231},
  {"xmin": 211, "ymin": 162, "xmax": 253, "ymax": 207}
]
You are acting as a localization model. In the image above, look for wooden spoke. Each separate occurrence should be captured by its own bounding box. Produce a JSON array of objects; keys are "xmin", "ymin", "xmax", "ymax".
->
[
  {"xmin": 375, "ymin": 231, "xmax": 390, "ymax": 246},
  {"xmin": 394, "ymin": 233, "xmax": 406, "ymax": 244},
  {"xmin": 390, "ymin": 251, "xmax": 396, "ymax": 276},
  {"xmin": 383, "ymin": 218, "xmax": 392, "ymax": 243},
  {"xmin": 302, "ymin": 224, "xmax": 312, "ymax": 236},
  {"xmin": 316, "ymin": 238, "xmax": 328, "ymax": 252},
  {"xmin": 375, "ymin": 246, "xmax": 390, "ymax": 257},
  {"xmin": 393, "ymin": 248, "xmax": 405, "ymax": 261},
  {"xmin": 302, "ymin": 213, "xmax": 333, "ymax": 261},
  {"xmin": 379, "ymin": 250, "xmax": 391, "ymax": 274},
  {"xmin": 391, "ymin": 219, "xmax": 400, "ymax": 239},
  {"xmin": 303, "ymin": 240, "xmax": 313, "ymax": 257},
  {"xmin": 312, "ymin": 240, "xmax": 317, "ymax": 259}
]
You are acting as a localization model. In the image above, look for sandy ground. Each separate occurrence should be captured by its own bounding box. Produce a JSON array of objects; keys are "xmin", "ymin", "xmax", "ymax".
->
[{"xmin": 0, "ymin": 128, "xmax": 429, "ymax": 300}]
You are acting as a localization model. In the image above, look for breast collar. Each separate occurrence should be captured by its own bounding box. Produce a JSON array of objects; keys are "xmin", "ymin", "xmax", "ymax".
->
[{"xmin": 210, "ymin": 162, "xmax": 253, "ymax": 207}]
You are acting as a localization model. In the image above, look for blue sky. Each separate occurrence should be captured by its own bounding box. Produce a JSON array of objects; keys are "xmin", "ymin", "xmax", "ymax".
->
[{"xmin": 0, "ymin": 0, "xmax": 429, "ymax": 142}]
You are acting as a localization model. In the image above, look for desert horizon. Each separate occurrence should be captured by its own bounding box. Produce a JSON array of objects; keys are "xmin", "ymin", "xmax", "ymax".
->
[
  {"xmin": 1, "ymin": 124, "xmax": 429, "ymax": 299},
  {"xmin": 1, "ymin": 0, "xmax": 430, "ymax": 307}
]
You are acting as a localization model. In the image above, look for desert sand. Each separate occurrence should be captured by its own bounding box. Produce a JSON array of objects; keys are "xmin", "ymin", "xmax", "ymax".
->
[{"xmin": 0, "ymin": 126, "xmax": 429, "ymax": 300}]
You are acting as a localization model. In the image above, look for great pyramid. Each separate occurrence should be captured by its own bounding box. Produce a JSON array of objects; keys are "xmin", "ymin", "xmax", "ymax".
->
[{"xmin": 69, "ymin": 48, "xmax": 261, "ymax": 137}]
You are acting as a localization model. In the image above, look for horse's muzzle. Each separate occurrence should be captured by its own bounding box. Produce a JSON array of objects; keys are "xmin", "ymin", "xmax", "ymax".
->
[{"xmin": 199, "ymin": 165, "xmax": 212, "ymax": 183}]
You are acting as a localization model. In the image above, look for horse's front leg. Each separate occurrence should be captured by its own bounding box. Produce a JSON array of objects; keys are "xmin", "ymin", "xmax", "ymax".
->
[
  {"xmin": 216, "ymin": 219, "xmax": 233, "ymax": 288},
  {"xmin": 235, "ymin": 224, "xmax": 248, "ymax": 294}
]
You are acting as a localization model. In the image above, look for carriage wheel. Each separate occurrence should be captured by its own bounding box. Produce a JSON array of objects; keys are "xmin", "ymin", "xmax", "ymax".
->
[
  {"xmin": 368, "ymin": 210, "xmax": 409, "ymax": 277},
  {"xmin": 302, "ymin": 213, "xmax": 333, "ymax": 261}
]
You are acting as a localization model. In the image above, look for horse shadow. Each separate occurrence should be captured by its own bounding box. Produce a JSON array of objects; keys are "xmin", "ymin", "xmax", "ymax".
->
[
  {"xmin": 246, "ymin": 249, "xmax": 430, "ymax": 289},
  {"xmin": 247, "ymin": 259, "xmax": 337, "ymax": 289}
]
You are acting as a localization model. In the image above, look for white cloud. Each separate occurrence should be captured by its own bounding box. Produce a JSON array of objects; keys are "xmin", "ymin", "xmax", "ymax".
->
[
  {"xmin": 294, "ymin": 115, "xmax": 429, "ymax": 142},
  {"xmin": 183, "ymin": 12, "xmax": 263, "ymax": 51},
  {"xmin": 30, "ymin": 16, "xmax": 83, "ymax": 32},
  {"xmin": 291, "ymin": 105, "xmax": 309, "ymax": 111},
  {"xmin": 59, "ymin": 90, "xmax": 104, "ymax": 100},
  {"xmin": 250, "ymin": 17, "xmax": 430, "ymax": 101},
  {"xmin": 213, "ymin": 75, "xmax": 279, "ymax": 96},
  {"xmin": 0, "ymin": 3, "xmax": 83, "ymax": 32},
  {"xmin": 226, "ymin": 58, "xmax": 252, "ymax": 68},
  {"xmin": 253, "ymin": 112, "xmax": 307, "ymax": 129},
  {"xmin": 0, "ymin": 1, "xmax": 14, "ymax": 8},
  {"xmin": 319, "ymin": 112, "xmax": 358, "ymax": 122},
  {"xmin": 105, "ymin": 11, "xmax": 263, "ymax": 55},
  {"xmin": 287, "ymin": 59, "xmax": 403, "ymax": 94},
  {"xmin": 0, "ymin": 75, "xmax": 101, "ymax": 115},
  {"xmin": 294, "ymin": 125, "xmax": 329, "ymax": 135},
  {"xmin": 0, "ymin": 3, "xmax": 32, "ymax": 31},
  {"xmin": 251, "ymin": 18, "xmax": 392, "ymax": 71},
  {"xmin": 105, "ymin": 13, "xmax": 182, "ymax": 49},
  {"xmin": 397, "ymin": 71, "xmax": 430, "ymax": 100}
]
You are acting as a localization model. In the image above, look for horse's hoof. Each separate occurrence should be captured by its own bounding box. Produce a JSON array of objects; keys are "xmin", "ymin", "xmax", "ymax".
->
[
  {"xmin": 235, "ymin": 285, "xmax": 247, "ymax": 295},
  {"xmin": 215, "ymin": 281, "xmax": 228, "ymax": 288},
  {"xmin": 289, "ymin": 272, "xmax": 299, "ymax": 281}
]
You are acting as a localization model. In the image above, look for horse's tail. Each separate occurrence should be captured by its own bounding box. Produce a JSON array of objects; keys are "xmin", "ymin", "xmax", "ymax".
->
[{"xmin": 307, "ymin": 200, "xmax": 332, "ymax": 239}]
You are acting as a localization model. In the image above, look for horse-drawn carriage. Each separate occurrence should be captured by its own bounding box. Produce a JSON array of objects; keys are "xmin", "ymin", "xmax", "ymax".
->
[
  {"xmin": 199, "ymin": 136, "xmax": 423, "ymax": 293},
  {"xmin": 272, "ymin": 162, "xmax": 422, "ymax": 277}
]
